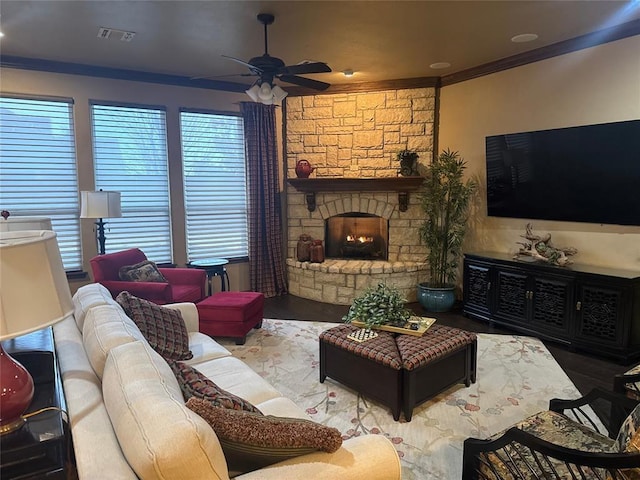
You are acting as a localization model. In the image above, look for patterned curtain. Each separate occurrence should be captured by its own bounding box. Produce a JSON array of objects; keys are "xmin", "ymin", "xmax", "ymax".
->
[{"xmin": 240, "ymin": 102, "xmax": 288, "ymax": 297}]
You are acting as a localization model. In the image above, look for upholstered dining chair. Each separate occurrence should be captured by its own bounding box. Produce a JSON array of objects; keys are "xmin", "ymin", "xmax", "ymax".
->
[
  {"xmin": 462, "ymin": 388, "xmax": 640, "ymax": 479},
  {"xmin": 90, "ymin": 248, "xmax": 206, "ymax": 305}
]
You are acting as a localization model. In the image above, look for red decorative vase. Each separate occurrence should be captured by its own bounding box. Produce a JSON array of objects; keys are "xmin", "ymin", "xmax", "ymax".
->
[
  {"xmin": 295, "ymin": 159, "xmax": 315, "ymax": 178},
  {"xmin": 296, "ymin": 234, "xmax": 313, "ymax": 262},
  {"xmin": 310, "ymin": 240, "xmax": 324, "ymax": 263}
]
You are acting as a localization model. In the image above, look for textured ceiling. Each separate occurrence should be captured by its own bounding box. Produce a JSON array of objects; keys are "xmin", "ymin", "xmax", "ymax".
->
[{"xmin": 1, "ymin": 1, "xmax": 639, "ymax": 88}]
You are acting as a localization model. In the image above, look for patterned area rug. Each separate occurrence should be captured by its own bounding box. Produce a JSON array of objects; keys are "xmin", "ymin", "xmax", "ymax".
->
[{"xmin": 218, "ymin": 319, "xmax": 583, "ymax": 479}]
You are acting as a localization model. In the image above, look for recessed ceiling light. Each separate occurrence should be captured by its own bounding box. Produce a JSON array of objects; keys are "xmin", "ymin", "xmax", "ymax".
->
[
  {"xmin": 511, "ymin": 33, "xmax": 539, "ymax": 43},
  {"xmin": 429, "ymin": 62, "xmax": 451, "ymax": 70},
  {"xmin": 343, "ymin": 69, "xmax": 354, "ymax": 77},
  {"xmin": 0, "ymin": 31, "xmax": 4, "ymax": 38}
]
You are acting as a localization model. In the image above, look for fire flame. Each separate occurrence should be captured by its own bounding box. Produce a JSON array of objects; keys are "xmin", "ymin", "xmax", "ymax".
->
[{"xmin": 346, "ymin": 235, "xmax": 374, "ymax": 244}]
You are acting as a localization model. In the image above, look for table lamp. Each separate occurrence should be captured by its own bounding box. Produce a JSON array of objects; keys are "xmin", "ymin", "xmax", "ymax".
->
[
  {"xmin": 0, "ymin": 230, "xmax": 73, "ymax": 435},
  {"xmin": 80, "ymin": 190, "xmax": 122, "ymax": 255},
  {"xmin": 0, "ymin": 214, "xmax": 53, "ymax": 232}
]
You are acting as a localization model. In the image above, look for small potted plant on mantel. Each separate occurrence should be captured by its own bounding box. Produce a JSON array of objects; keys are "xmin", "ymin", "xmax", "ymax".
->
[
  {"xmin": 397, "ymin": 149, "xmax": 419, "ymax": 177},
  {"xmin": 418, "ymin": 149, "xmax": 477, "ymax": 312}
]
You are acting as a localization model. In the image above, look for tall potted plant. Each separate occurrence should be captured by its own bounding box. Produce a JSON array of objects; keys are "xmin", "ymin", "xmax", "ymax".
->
[{"xmin": 418, "ymin": 149, "xmax": 477, "ymax": 312}]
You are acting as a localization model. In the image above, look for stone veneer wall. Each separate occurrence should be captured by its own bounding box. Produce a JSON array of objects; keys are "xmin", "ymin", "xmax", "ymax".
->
[{"xmin": 285, "ymin": 87, "xmax": 436, "ymax": 304}]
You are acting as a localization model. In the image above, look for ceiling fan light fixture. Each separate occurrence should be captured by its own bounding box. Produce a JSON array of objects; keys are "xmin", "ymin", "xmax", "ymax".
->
[
  {"xmin": 245, "ymin": 84, "xmax": 261, "ymax": 102},
  {"xmin": 258, "ymin": 82, "xmax": 273, "ymax": 101},
  {"xmin": 272, "ymin": 85, "xmax": 288, "ymax": 104}
]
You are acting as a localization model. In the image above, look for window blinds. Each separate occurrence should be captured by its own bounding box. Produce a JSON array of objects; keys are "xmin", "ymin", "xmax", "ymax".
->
[
  {"xmin": 0, "ymin": 96, "xmax": 82, "ymax": 270},
  {"xmin": 180, "ymin": 110, "xmax": 248, "ymax": 260},
  {"xmin": 91, "ymin": 103, "xmax": 172, "ymax": 263}
]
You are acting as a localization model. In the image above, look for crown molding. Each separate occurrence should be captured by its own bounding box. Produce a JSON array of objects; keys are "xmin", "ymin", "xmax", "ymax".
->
[{"xmin": 441, "ymin": 18, "xmax": 640, "ymax": 87}]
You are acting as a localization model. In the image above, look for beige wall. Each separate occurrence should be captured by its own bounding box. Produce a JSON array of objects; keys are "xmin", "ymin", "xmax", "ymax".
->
[
  {"xmin": 438, "ymin": 35, "xmax": 640, "ymax": 272},
  {"xmin": 0, "ymin": 69, "xmax": 251, "ymax": 293}
]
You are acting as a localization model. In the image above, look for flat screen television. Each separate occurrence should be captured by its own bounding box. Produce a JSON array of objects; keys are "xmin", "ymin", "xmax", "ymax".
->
[{"xmin": 485, "ymin": 119, "xmax": 640, "ymax": 226}]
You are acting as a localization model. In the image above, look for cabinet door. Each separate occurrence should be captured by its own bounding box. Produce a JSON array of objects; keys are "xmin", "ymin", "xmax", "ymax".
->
[
  {"xmin": 494, "ymin": 268, "xmax": 528, "ymax": 325},
  {"xmin": 463, "ymin": 260, "xmax": 493, "ymax": 318},
  {"xmin": 530, "ymin": 275, "xmax": 573, "ymax": 337},
  {"xmin": 574, "ymin": 283, "xmax": 626, "ymax": 348}
]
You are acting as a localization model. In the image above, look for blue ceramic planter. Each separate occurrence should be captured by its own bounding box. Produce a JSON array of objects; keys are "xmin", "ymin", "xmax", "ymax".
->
[{"xmin": 417, "ymin": 282, "xmax": 456, "ymax": 312}]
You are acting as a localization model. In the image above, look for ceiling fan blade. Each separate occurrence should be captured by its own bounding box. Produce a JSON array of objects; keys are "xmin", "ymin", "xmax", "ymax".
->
[
  {"xmin": 222, "ymin": 55, "xmax": 262, "ymax": 73},
  {"xmin": 279, "ymin": 75, "xmax": 331, "ymax": 91},
  {"xmin": 278, "ymin": 62, "xmax": 332, "ymax": 75},
  {"xmin": 190, "ymin": 73, "xmax": 254, "ymax": 80}
]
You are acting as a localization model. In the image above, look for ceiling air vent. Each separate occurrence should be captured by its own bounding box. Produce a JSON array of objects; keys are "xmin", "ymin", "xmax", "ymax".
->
[
  {"xmin": 97, "ymin": 27, "xmax": 135, "ymax": 42},
  {"xmin": 97, "ymin": 27, "xmax": 112, "ymax": 39}
]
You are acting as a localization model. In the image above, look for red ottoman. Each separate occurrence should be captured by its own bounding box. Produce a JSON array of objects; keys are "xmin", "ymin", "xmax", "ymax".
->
[{"xmin": 196, "ymin": 292, "xmax": 264, "ymax": 345}]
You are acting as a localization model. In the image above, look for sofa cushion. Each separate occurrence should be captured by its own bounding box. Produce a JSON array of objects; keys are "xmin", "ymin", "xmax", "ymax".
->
[
  {"xmin": 116, "ymin": 291, "xmax": 193, "ymax": 361},
  {"xmin": 73, "ymin": 283, "xmax": 123, "ymax": 331},
  {"xmin": 186, "ymin": 397, "xmax": 342, "ymax": 475},
  {"xmin": 170, "ymin": 361, "xmax": 262, "ymax": 414},
  {"xmin": 102, "ymin": 341, "xmax": 230, "ymax": 480},
  {"xmin": 118, "ymin": 260, "xmax": 167, "ymax": 283},
  {"xmin": 82, "ymin": 304, "xmax": 146, "ymax": 379}
]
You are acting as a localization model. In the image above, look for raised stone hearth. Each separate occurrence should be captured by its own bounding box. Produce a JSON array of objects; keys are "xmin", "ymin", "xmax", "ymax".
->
[{"xmin": 287, "ymin": 258, "xmax": 427, "ymax": 305}]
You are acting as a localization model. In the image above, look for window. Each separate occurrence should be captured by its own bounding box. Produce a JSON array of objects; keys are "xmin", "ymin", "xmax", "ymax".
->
[
  {"xmin": 180, "ymin": 110, "xmax": 248, "ymax": 261},
  {"xmin": 0, "ymin": 96, "xmax": 82, "ymax": 270},
  {"xmin": 91, "ymin": 103, "xmax": 172, "ymax": 263}
]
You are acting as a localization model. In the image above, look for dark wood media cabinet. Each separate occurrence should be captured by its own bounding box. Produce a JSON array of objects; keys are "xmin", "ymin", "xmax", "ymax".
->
[{"xmin": 463, "ymin": 252, "xmax": 640, "ymax": 363}]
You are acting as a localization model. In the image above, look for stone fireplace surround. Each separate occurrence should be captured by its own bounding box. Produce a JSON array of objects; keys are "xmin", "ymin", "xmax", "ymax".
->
[
  {"xmin": 286, "ymin": 187, "xmax": 427, "ymax": 305},
  {"xmin": 285, "ymin": 86, "xmax": 435, "ymax": 305}
]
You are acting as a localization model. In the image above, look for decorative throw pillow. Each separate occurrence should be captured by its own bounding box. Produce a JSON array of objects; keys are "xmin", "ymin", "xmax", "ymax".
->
[
  {"xmin": 169, "ymin": 361, "xmax": 261, "ymax": 414},
  {"xmin": 186, "ymin": 397, "xmax": 343, "ymax": 475},
  {"xmin": 116, "ymin": 291, "xmax": 193, "ymax": 361},
  {"xmin": 119, "ymin": 260, "xmax": 167, "ymax": 283}
]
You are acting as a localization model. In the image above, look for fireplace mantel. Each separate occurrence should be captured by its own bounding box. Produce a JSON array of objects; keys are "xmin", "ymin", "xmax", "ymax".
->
[{"xmin": 287, "ymin": 177, "xmax": 424, "ymax": 212}]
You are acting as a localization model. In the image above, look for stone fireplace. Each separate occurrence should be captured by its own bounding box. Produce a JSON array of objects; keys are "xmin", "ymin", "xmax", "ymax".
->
[{"xmin": 285, "ymin": 86, "xmax": 436, "ymax": 305}]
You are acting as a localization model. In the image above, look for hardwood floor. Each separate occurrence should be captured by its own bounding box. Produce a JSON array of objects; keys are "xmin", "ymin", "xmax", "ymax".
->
[{"xmin": 263, "ymin": 294, "xmax": 630, "ymax": 398}]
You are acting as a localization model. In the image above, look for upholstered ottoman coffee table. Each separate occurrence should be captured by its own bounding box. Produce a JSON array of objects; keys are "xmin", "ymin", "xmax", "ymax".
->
[
  {"xmin": 319, "ymin": 323, "xmax": 477, "ymax": 422},
  {"xmin": 396, "ymin": 324, "xmax": 477, "ymax": 421},
  {"xmin": 319, "ymin": 324, "xmax": 404, "ymax": 420},
  {"xmin": 196, "ymin": 292, "xmax": 264, "ymax": 345}
]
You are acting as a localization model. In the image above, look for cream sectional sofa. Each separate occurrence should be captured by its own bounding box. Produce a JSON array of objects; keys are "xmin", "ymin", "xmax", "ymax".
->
[{"xmin": 52, "ymin": 283, "xmax": 402, "ymax": 480}]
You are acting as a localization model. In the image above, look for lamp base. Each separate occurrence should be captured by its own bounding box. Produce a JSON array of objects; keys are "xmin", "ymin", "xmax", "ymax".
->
[
  {"xmin": 0, "ymin": 343, "xmax": 34, "ymax": 435},
  {"xmin": 0, "ymin": 416, "xmax": 26, "ymax": 435}
]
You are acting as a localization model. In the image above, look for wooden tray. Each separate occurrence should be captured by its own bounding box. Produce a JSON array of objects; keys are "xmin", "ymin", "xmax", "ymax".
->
[{"xmin": 351, "ymin": 316, "xmax": 436, "ymax": 337}]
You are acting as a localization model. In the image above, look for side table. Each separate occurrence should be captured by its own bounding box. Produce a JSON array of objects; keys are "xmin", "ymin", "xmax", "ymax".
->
[
  {"xmin": 0, "ymin": 328, "xmax": 68, "ymax": 480},
  {"xmin": 187, "ymin": 258, "xmax": 230, "ymax": 295}
]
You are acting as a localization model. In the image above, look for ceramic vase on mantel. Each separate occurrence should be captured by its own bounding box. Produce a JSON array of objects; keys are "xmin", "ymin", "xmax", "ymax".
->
[
  {"xmin": 295, "ymin": 159, "xmax": 315, "ymax": 178},
  {"xmin": 417, "ymin": 282, "xmax": 456, "ymax": 313}
]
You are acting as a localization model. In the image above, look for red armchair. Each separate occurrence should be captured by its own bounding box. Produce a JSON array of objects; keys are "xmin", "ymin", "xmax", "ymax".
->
[{"xmin": 90, "ymin": 248, "xmax": 206, "ymax": 305}]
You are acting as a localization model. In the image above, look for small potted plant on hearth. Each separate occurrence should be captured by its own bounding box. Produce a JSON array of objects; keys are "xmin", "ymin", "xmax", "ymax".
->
[
  {"xmin": 343, "ymin": 282, "xmax": 411, "ymax": 329},
  {"xmin": 418, "ymin": 148, "xmax": 477, "ymax": 312}
]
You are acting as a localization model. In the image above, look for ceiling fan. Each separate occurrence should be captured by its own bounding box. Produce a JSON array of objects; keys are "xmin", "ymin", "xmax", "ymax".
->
[{"xmin": 222, "ymin": 13, "xmax": 332, "ymax": 93}]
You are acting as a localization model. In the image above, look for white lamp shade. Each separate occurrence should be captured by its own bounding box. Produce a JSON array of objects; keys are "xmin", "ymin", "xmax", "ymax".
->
[
  {"xmin": 0, "ymin": 217, "xmax": 52, "ymax": 232},
  {"xmin": 245, "ymin": 84, "xmax": 260, "ymax": 102},
  {"xmin": 0, "ymin": 230, "xmax": 73, "ymax": 340},
  {"xmin": 272, "ymin": 85, "xmax": 288, "ymax": 105},
  {"xmin": 258, "ymin": 82, "xmax": 273, "ymax": 101},
  {"xmin": 80, "ymin": 191, "xmax": 122, "ymax": 219}
]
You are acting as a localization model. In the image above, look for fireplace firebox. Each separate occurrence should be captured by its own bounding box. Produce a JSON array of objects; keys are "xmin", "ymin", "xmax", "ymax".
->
[{"xmin": 325, "ymin": 213, "xmax": 388, "ymax": 260}]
